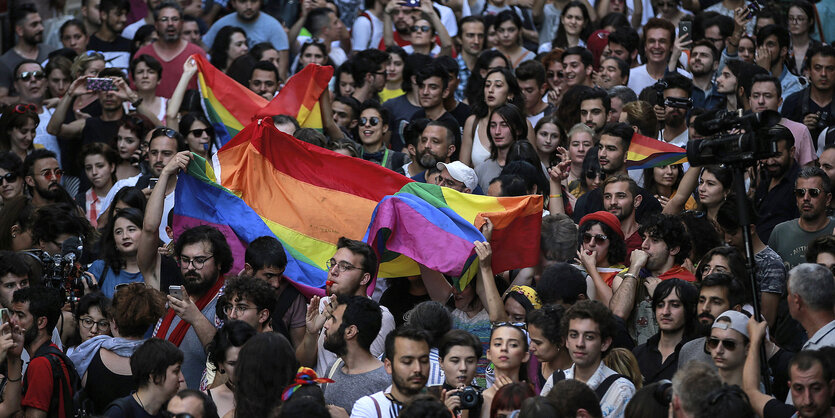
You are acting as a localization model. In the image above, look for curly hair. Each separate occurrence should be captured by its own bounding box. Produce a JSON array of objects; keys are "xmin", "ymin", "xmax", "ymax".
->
[
  {"xmin": 578, "ymin": 220, "xmax": 626, "ymax": 266},
  {"xmin": 0, "ymin": 105, "xmax": 39, "ymax": 153},
  {"xmin": 224, "ymin": 274, "xmax": 277, "ymax": 314},
  {"xmin": 111, "ymin": 283, "xmax": 167, "ymax": 337},
  {"xmin": 526, "ymin": 304, "xmax": 565, "ymax": 345},
  {"xmin": 561, "ymin": 299, "xmax": 616, "ymax": 344},
  {"xmin": 638, "ymin": 214, "xmax": 692, "ymax": 265},
  {"xmin": 174, "ymin": 225, "xmax": 234, "ymax": 275}
]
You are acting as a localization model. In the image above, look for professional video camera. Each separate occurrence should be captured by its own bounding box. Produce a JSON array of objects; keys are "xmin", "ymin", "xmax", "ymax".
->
[
  {"xmin": 36, "ymin": 237, "xmax": 94, "ymax": 306},
  {"xmin": 686, "ymin": 109, "xmax": 782, "ymax": 166},
  {"xmin": 654, "ymin": 80, "xmax": 693, "ymax": 110}
]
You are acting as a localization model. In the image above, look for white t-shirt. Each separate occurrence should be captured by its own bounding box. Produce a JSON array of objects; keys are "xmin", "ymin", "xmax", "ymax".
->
[
  {"xmin": 627, "ymin": 65, "xmax": 691, "ymax": 96},
  {"xmin": 351, "ymin": 11, "xmax": 384, "ymax": 52},
  {"xmin": 350, "ymin": 387, "xmax": 401, "ymax": 418}
]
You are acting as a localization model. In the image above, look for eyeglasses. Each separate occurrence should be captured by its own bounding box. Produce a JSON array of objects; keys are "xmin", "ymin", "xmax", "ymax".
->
[
  {"xmin": 162, "ymin": 412, "xmax": 195, "ymax": 418},
  {"xmin": 586, "ymin": 170, "xmax": 606, "ymax": 181},
  {"xmin": 583, "ymin": 232, "xmax": 608, "ymax": 245},
  {"xmin": 223, "ymin": 304, "xmax": 258, "ymax": 316},
  {"xmin": 795, "ymin": 188, "xmax": 823, "ymax": 198},
  {"xmin": 177, "ymin": 255, "xmax": 214, "ymax": 269},
  {"xmin": 706, "ymin": 337, "xmax": 739, "ymax": 351},
  {"xmin": 546, "ymin": 71, "xmax": 565, "ymax": 79},
  {"xmin": 16, "ymin": 71, "xmax": 45, "ymax": 81},
  {"xmin": 189, "ymin": 128, "xmax": 213, "ymax": 137},
  {"xmin": 682, "ymin": 209, "xmax": 705, "ymax": 218},
  {"xmin": 787, "ymin": 16, "xmax": 808, "ymax": 23},
  {"xmin": 13, "ymin": 104, "xmax": 36, "ymax": 113},
  {"xmin": 411, "ymin": 25, "xmax": 432, "ymax": 33},
  {"xmin": 701, "ymin": 264, "xmax": 729, "ymax": 276},
  {"xmin": 0, "ymin": 172, "xmax": 19, "ymax": 185},
  {"xmin": 79, "ymin": 317, "xmax": 110, "ymax": 330},
  {"xmin": 326, "ymin": 258, "xmax": 361, "ymax": 273},
  {"xmin": 38, "ymin": 168, "xmax": 63, "ymax": 180},
  {"xmin": 360, "ymin": 116, "xmax": 381, "ymax": 126}
]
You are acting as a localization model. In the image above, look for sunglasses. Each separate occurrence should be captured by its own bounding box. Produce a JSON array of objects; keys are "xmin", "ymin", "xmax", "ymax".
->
[
  {"xmin": 795, "ymin": 187, "xmax": 823, "ymax": 198},
  {"xmin": 682, "ymin": 209, "xmax": 705, "ymax": 218},
  {"xmin": 546, "ymin": 71, "xmax": 565, "ymax": 79},
  {"xmin": 706, "ymin": 337, "xmax": 739, "ymax": 351},
  {"xmin": 583, "ymin": 232, "xmax": 608, "ymax": 245},
  {"xmin": 152, "ymin": 127, "xmax": 179, "ymax": 139},
  {"xmin": 491, "ymin": 321, "xmax": 527, "ymax": 331},
  {"xmin": 17, "ymin": 71, "xmax": 45, "ymax": 81},
  {"xmin": 13, "ymin": 104, "xmax": 36, "ymax": 114},
  {"xmin": 586, "ymin": 170, "xmax": 606, "ymax": 181},
  {"xmin": 0, "ymin": 172, "xmax": 19, "ymax": 185},
  {"xmin": 411, "ymin": 25, "xmax": 432, "ymax": 33},
  {"xmin": 189, "ymin": 128, "xmax": 213, "ymax": 137},
  {"xmin": 360, "ymin": 116, "xmax": 381, "ymax": 126}
]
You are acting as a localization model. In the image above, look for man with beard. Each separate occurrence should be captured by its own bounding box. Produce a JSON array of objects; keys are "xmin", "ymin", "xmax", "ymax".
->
[
  {"xmin": 0, "ymin": 4, "xmax": 54, "ymax": 103},
  {"xmin": 87, "ymin": 0, "xmax": 132, "ymax": 70},
  {"xmin": 770, "ymin": 168, "xmax": 835, "ymax": 269},
  {"xmin": 410, "ymin": 64, "xmax": 461, "ymax": 136},
  {"xmin": 782, "ymin": 46, "xmax": 835, "ymax": 145},
  {"xmin": 786, "ymin": 350, "xmax": 835, "ymax": 418},
  {"xmin": 580, "ymin": 87, "xmax": 611, "ymax": 134},
  {"xmin": 754, "ymin": 125, "xmax": 800, "ymax": 244},
  {"xmin": 108, "ymin": 129, "xmax": 186, "ymax": 243},
  {"xmin": 606, "ymin": 27, "xmax": 640, "ymax": 69},
  {"xmin": 610, "ymin": 214, "xmax": 696, "ymax": 345},
  {"xmin": 677, "ymin": 272, "xmax": 749, "ymax": 369},
  {"xmin": 296, "ymin": 238, "xmax": 395, "ymax": 377},
  {"xmin": 135, "ymin": 3, "xmax": 207, "ymax": 98},
  {"xmin": 204, "ymin": 0, "xmax": 290, "ymax": 80},
  {"xmin": 14, "ymin": 286, "xmax": 78, "ymax": 417},
  {"xmin": 437, "ymin": 161, "xmax": 477, "ymax": 194},
  {"xmin": 748, "ymin": 75, "xmax": 817, "ymax": 168},
  {"xmin": 23, "ymin": 150, "xmax": 68, "ymax": 208},
  {"xmin": 248, "ymin": 61, "xmax": 280, "ymax": 100},
  {"xmin": 658, "ymin": 74, "xmax": 692, "ymax": 147},
  {"xmin": 351, "ymin": 327, "xmax": 431, "ymax": 418},
  {"xmin": 688, "ymin": 41, "xmax": 724, "ymax": 111},
  {"xmin": 321, "ymin": 295, "xmax": 389, "ymax": 415},
  {"xmin": 154, "ymin": 224, "xmax": 233, "ymax": 389},
  {"xmin": 410, "ymin": 121, "xmax": 457, "ymax": 183},
  {"xmin": 382, "ymin": 2, "xmax": 418, "ymax": 48},
  {"xmin": 222, "ymin": 275, "xmax": 276, "ymax": 333},
  {"xmin": 632, "ymin": 278, "xmax": 698, "ymax": 385},
  {"xmin": 755, "ymin": 25, "xmax": 804, "ymax": 104},
  {"xmin": 572, "ymin": 123, "xmax": 662, "ymax": 224},
  {"xmin": 602, "ymin": 175, "xmax": 642, "ymax": 261}
]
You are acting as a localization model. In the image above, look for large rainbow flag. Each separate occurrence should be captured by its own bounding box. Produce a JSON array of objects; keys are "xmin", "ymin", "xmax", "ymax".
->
[
  {"xmin": 626, "ymin": 132, "xmax": 688, "ymax": 170},
  {"xmin": 194, "ymin": 55, "xmax": 332, "ymax": 146}
]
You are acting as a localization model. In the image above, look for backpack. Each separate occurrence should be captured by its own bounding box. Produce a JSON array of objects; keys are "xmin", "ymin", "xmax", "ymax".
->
[
  {"xmin": 550, "ymin": 369, "xmax": 627, "ymax": 400},
  {"xmin": 25, "ymin": 344, "xmax": 88, "ymax": 417}
]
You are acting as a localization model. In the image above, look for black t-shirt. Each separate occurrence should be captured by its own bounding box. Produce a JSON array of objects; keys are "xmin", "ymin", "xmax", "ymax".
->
[
  {"xmin": 87, "ymin": 34, "xmax": 132, "ymax": 53},
  {"xmin": 379, "ymin": 284, "xmax": 430, "ymax": 327},
  {"xmin": 103, "ymin": 394, "xmax": 161, "ymax": 417},
  {"xmin": 82, "ymin": 117, "xmax": 121, "ymax": 146},
  {"xmin": 383, "ymin": 95, "xmax": 421, "ymax": 151},
  {"xmin": 781, "ymin": 88, "xmax": 835, "ymax": 144},
  {"xmin": 410, "ymin": 109, "xmax": 462, "ymax": 149},
  {"xmin": 448, "ymin": 102, "xmax": 472, "ymax": 131}
]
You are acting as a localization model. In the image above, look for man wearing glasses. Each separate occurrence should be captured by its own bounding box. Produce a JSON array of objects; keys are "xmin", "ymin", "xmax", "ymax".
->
[
  {"xmin": 769, "ymin": 166, "xmax": 834, "ymax": 270},
  {"xmin": 295, "ymin": 237, "xmax": 395, "ymax": 378},
  {"xmin": 707, "ymin": 310, "xmax": 750, "ymax": 387},
  {"xmin": 154, "ymin": 224, "xmax": 233, "ymax": 389},
  {"xmin": 221, "ymin": 275, "xmax": 276, "ymax": 333},
  {"xmin": 22, "ymin": 149, "xmax": 66, "ymax": 208},
  {"xmin": 0, "ymin": 4, "xmax": 54, "ymax": 104}
]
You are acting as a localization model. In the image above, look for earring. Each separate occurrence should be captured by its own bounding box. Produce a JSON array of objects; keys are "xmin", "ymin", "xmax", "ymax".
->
[{"xmin": 11, "ymin": 234, "xmax": 15, "ymax": 238}]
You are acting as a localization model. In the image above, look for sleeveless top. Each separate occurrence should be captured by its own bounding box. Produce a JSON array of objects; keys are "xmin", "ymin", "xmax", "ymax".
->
[
  {"xmin": 471, "ymin": 121, "xmax": 491, "ymax": 169},
  {"xmin": 86, "ymin": 349, "xmax": 135, "ymax": 414}
]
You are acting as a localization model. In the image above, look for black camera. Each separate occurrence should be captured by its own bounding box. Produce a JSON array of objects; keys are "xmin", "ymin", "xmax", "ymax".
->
[
  {"xmin": 664, "ymin": 96, "xmax": 693, "ymax": 109},
  {"xmin": 816, "ymin": 111, "xmax": 832, "ymax": 130},
  {"xmin": 687, "ymin": 109, "xmax": 782, "ymax": 166},
  {"xmin": 455, "ymin": 386, "xmax": 483, "ymax": 410},
  {"xmin": 34, "ymin": 237, "xmax": 94, "ymax": 306},
  {"xmin": 653, "ymin": 80, "xmax": 668, "ymax": 107}
]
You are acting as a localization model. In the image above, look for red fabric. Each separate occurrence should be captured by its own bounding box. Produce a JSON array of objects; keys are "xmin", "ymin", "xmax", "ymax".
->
[
  {"xmin": 624, "ymin": 230, "xmax": 642, "ymax": 267},
  {"xmin": 579, "ymin": 211, "xmax": 624, "ymax": 239},
  {"xmin": 134, "ymin": 42, "xmax": 207, "ymax": 98},
  {"xmin": 658, "ymin": 265, "xmax": 697, "ymax": 282},
  {"xmin": 22, "ymin": 344, "xmax": 69, "ymax": 418},
  {"xmin": 154, "ymin": 276, "xmax": 225, "ymax": 346}
]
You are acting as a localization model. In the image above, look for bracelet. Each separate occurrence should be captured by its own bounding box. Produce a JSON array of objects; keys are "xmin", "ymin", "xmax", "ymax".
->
[
  {"xmin": 622, "ymin": 273, "xmax": 638, "ymax": 280},
  {"xmin": 549, "ymin": 193, "xmax": 562, "ymax": 198},
  {"xmin": 6, "ymin": 376, "xmax": 21, "ymax": 382}
]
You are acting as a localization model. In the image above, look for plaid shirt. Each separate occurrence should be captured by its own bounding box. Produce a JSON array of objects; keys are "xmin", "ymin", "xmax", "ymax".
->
[{"xmin": 455, "ymin": 56, "xmax": 471, "ymax": 102}]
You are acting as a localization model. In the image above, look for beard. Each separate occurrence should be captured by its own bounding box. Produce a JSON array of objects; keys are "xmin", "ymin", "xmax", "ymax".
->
[
  {"xmin": 23, "ymin": 322, "xmax": 39, "ymax": 347},
  {"xmin": 697, "ymin": 315, "xmax": 714, "ymax": 336},
  {"xmin": 666, "ymin": 111, "xmax": 686, "ymax": 129},
  {"xmin": 418, "ymin": 149, "xmax": 441, "ymax": 169},
  {"xmin": 392, "ymin": 369, "xmax": 426, "ymax": 397},
  {"xmin": 183, "ymin": 270, "xmax": 216, "ymax": 297},
  {"xmin": 323, "ymin": 325, "xmax": 348, "ymax": 356},
  {"xmin": 609, "ymin": 204, "xmax": 634, "ymax": 221},
  {"xmin": 35, "ymin": 182, "xmax": 64, "ymax": 201}
]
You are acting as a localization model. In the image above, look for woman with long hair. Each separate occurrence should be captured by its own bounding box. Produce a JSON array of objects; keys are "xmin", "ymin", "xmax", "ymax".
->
[
  {"xmin": 579, "ymin": 146, "xmax": 604, "ymax": 195},
  {"xmin": 643, "ymin": 164, "xmax": 697, "ymax": 210},
  {"xmin": 129, "ymin": 55, "xmax": 167, "ymax": 125},
  {"xmin": 210, "ymin": 26, "xmax": 249, "ymax": 73},
  {"xmin": 463, "ymin": 50, "xmax": 511, "ymax": 106},
  {"xmin": 69, "ymin": 283, "xmax": 168, "ymax": 414},
  {"xmin": 206, "ymin": 321, "xmax": 257, "ymax": 417},
  {"xmin": 381, "ymin": 46, "xmax": 408, "ymax": 103},
  {"xmin": 0, "ymin": 105, "xmax": 39, "ymax": 161},
  {"xmin": 461, "ymin": 68, "xmax": 528, "ymax": 169},
  {"xmin": 787, "ymin": 0, "xmax": 821, "ymax": 75},
  {"xmin": 696, "ymin": 165, "xmax": 732, "ymax": 221},
  {"xmin": 87, "ymin": 208, "xmax": 146, "ymax": 297},
  {"xmin": 115, "ymin": 113, "xmax": 154, "ymax": 180},
  {"xmin": 532, "ymin": 115, "xmax": 564, "ymax": 174},
  {"xmin": 526, "ymin": 305, "xmax": 570, "ymax": 393},
  {"xmin": 44, "ymin": 56, "xmax": 72, "ymax": 106},
  {"xmin": 179, "ymin": 113, "xmax": 216, "ymax": 160},
  {"xmin": 232, "ymin": 333, "xmax": 299, "ymax": 417},
  {"xmin": 481, "ymin": 325, "xmax": 531, "ymax": 418},
  {"xmin": 549, "ymin": 2, "xmax": 592, "ymax": 51},
  {"xmin": 576, "ymin": 211, "xmax": 628, "ymax": 305},
  {"xmin": 0, "ymin": 197, "xmax": 34, "ymax": 251},
  {"xmin": 476, "ymin": 103, "xmax": 530, "ymax": 191},
  {"xmin": 493, "ymin": 11, "xmax": 536, "ymax": 69},
  {"xmin": 77, "ymin": 143, "xmax": 118, "ymax": 228},
  {"xmin": 60, "ymin": 19, "xmax": 89, "ymax": 55}
]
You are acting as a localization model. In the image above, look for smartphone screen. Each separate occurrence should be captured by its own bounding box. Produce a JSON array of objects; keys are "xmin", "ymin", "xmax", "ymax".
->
[
  {"xmin": 149, "ymin": 178, "xmax": 159, "ymax": 189},
  {"xmin": 0, "ymin": 308, "xmax": 9, "ymax": 325}
]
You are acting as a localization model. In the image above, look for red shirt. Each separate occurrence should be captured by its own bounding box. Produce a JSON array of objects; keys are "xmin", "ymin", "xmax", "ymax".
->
[
  {"xmin": 134, "ymin": 42, "xmax": 207, "ymax": 98},
  {"xmin": 624, "ymin": 229, "xmax": 643, "ymax": 267},
  {"xmin": 22, "ymin": 343, "xmax": 71, "ymax": 418}
]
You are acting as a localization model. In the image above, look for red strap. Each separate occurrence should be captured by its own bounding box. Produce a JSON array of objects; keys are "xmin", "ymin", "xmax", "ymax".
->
[{"xmin": 154, "ymin": 276, "xmax": 225, "ymax": 346}]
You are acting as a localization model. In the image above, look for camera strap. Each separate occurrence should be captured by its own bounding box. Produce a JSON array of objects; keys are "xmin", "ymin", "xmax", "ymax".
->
[{"xmin": 800, "ymin": 87, "xmax": 835, "ymax": 116}]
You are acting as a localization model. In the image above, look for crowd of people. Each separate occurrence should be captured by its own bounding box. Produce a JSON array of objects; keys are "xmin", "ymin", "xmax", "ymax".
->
[{"xmin": 0, "ymin": 0, "xmax": 833, "ymax": 416}]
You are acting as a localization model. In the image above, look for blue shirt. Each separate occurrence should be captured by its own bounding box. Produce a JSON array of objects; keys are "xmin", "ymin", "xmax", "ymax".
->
[
  {"xmin": 455, "ymin": 55, "xmax": 471, "ymax": 102},
  {"xmin": 779, "ymin": 64, "xmax": 805, "ymax": 104},
  {"xmin": 87, "ymin": 259, "xmax": 144, "ymax": 298},
  {"xmin": 691, "ymin": 81, "xmax": 725, "ymax": 111},
  {"xmin": 203, "ymin": 13, "xmax": 289, "ymax": 51}
]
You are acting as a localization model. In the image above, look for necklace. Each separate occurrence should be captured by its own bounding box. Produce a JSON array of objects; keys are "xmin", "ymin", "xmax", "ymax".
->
[{"xmin": 134, "ymin": 392, "xmax": 148, "ymax": 413}]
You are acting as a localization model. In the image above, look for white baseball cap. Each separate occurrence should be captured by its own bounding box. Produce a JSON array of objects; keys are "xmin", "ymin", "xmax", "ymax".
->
[
  {"xmin": 437, "ymin": 161, "xmax": 478, "ymax": 191},
  {"xmin": 712, "ymin": 310, "xmax": 750, "ymax": 338}
]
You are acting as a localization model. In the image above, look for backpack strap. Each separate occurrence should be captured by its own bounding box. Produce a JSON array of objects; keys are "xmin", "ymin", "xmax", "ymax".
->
[
  {"xmin": 322, "ymin": 357, "xmax": 344, "ymax": 392},
  {"xmin": 594, "ymin": 374, "xmax": 627, "ymax": 400},
  {"xmin": 27, "ymin": 344, "xmax": 80, "ymax": 418},
  {"xmin": 371, "ymin": 395, "xmax": 382, "ymax": 418}
]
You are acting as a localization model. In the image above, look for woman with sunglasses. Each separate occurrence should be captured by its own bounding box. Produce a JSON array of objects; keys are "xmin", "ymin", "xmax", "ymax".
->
[
  {"xmin": 0, "ymin": 152, "xmax": 25, "ymax": 204},
  {"xmin": 579, "ymin": 146, "xmax": 604, "ymax": 194},
  {"xmin": 70, "ymin": 283, "xmax": 168, "ymax": 414},
  {"xmin": 210, "ymin": 26, "xmax": 249, "ymax": 73},
  {"xmin": 481, "ymin": 323, "xmax": 530, "ymax": 418},
  {"xmin": 129, "ymin": 55, "xmax": 167, "ymax": 125},
  {"xmin": 65, "ymin": 292, "xmax": 113, "ymax": 357},
  {"xmin": 87, "ymin": 208, "xmax": 146, "ymax": 298},
  {"xmin": 575, "ymin": 211, "xmax": 627, "ymax": 306},
  {"xmin": 0, "ymin": 104, "xmax": 39, "ymax": 162},
  {"xmin": 540, "ymin": 49, "xmax": 566, "ymax": 108},
  {"xmin": 461, "ymin": 67, "xmax": 527, "ymax": 168},
  {"xmin": 357, "ymin": 101, "xmax": 409, "ymax": 174},
  {"xmin": 179, "ymin": 113, "xmax": 216, "ymax": 160},
  {"xmin": 787, "ymin": 1, "xmax": 821, "ymax": 76}
]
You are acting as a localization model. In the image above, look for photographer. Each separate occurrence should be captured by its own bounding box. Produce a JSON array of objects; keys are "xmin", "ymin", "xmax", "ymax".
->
[
  {"xmin": 782, "ymin": 45, "xmax": 835, "ymax": 145},
  {"xmin": 435, "ymin": 330, "xmax": 483, "ymax": 418},
  {"xmin": 655, "ymin": 74, "xmax": 693, "ymax": 147}
]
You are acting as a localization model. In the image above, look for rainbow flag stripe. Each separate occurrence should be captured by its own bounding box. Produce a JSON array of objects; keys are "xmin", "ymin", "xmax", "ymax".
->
[{"xmin": 626, "ymin": 132, "xmax": 688, "ymax": 170}]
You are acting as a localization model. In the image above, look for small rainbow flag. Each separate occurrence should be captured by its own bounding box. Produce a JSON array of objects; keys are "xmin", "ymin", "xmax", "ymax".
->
[{"xmin": 626, "ymin": 132, "xmax": 688, "ymax": 170}]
